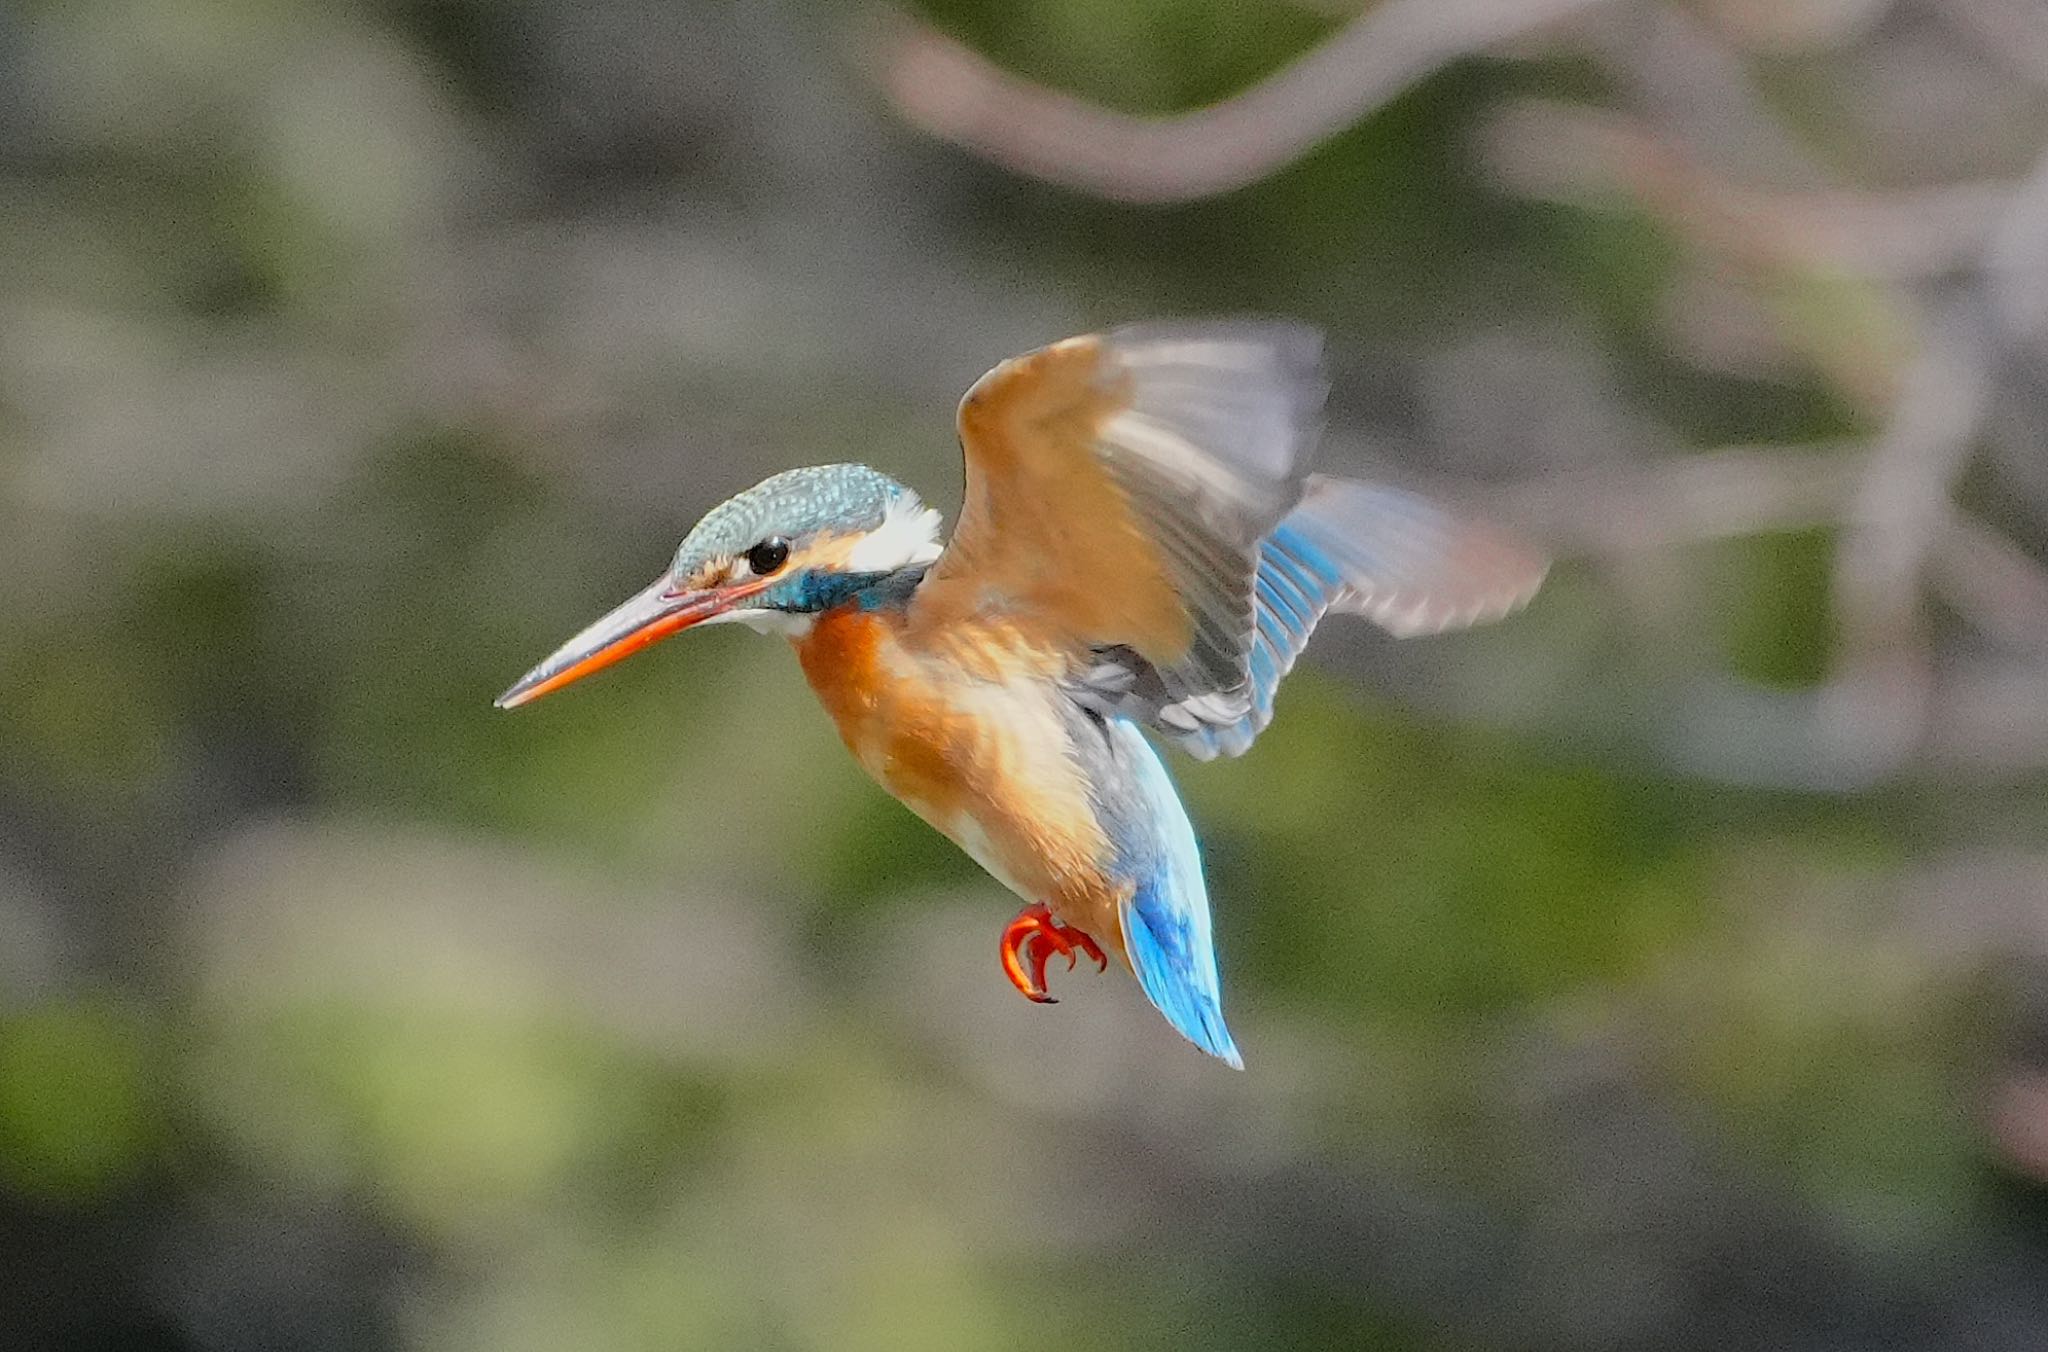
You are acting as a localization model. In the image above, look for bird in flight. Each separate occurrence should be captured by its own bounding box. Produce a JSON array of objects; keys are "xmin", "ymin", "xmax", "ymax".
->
[{"xmin": 497, "ymin": 323, "xmax": 1545, "ymax": 1067}]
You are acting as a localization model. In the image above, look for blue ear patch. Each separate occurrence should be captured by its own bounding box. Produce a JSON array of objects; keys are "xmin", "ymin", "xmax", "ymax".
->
[
  {"xmin": 762, "ymin": 565, "xmax": 926, "ymax": 616},
  {"xmin": 767, "ymin": 569, "xmax": 877, "ymax": 614}
]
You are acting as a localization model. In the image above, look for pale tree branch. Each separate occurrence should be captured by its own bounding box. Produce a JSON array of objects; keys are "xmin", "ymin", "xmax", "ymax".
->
[
  {"xmin": 1943, "ymin": 0, "xmax": 2048, "ymax": 91},
  {"xmin": 1492, "ymin": 443, "xmax": 1867, "ymax": 553},
  {"xmin": 1932, "ymin": 518, "xmax": 2048, "ymax": 656},
  {"xmin": 1817, "ymin": 306, "xmax": 1992, "ymax": 778},
  {"xmin": 1480, "ymin": 98, "xmax": 2016, "ymax": 280},
  {"xmin": 1579, "ymin": 1, "xmax": 1840, "ymax": 186},
  {"xmin": 867, "ymin": 0, "xmax": 1611, "ymax": 204}
]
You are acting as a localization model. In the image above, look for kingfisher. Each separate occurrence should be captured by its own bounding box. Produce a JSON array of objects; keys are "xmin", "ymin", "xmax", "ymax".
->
[{"xmin": 496, "ymin": 322, "xmax": 1544, "ymax": 1067}]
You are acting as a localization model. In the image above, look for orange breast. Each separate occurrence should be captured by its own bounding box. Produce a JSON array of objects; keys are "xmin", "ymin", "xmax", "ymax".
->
[{"xmin": 791, "ymin": 607, "xmax": 1130, "ymax": 951}]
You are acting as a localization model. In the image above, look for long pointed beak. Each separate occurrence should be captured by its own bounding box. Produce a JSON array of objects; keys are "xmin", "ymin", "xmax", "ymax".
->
[{"xmin": 494, "ymin": 573, "xmax": 759, "ymax": 709}]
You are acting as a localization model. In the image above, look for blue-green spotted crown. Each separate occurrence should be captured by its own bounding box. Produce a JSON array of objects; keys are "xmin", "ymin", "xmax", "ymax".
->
[{"xmin": 674, "ymin": 463, "xmax": 914, "ymax": 575}]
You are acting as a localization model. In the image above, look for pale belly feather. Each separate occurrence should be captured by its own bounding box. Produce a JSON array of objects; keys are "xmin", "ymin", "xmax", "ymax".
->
[{"xmin": 793, "ymin": 609, "xmax": 1131, "ymax": 951}]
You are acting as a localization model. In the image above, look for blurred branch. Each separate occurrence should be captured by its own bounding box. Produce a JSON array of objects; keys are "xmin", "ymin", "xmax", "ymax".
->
[
  {"xmin": 1943, "ymin": 0, "xmax": 2048, "ymax": 90},
  {"xmin": 1473, "ymin": 34, "xmax": 2048, "ymax": 787},
  {"xmin": 1921, "ymin": 666, "xmax": 2048, "ymax": 775},
  {"xmin": 1933, "ymin": 518, "xmax": 2048, "ymax": 656},
  {"xmin": 1580, "ymin": 1, "xmax": 1838, "ymax": 185},
  {"xmin": 1486, "ymin": 348, "xmax": 2048, "ymax": 787},
  {"xmin": 1818, "ymin": 308, "xmax": 1992, "ymax": 777},
  {"xmin": 1693, "ymin": 0, "xmax": 1897, "ymax": 56},
  {"xmin": 867, "ymin": 0, "xmax": 1611, "ymax": 203},
  {"xmin": 1482, "ymin": 99, "xmax": 2015, "ymax": 280},
  {"xmin": 1495, "ymin": 443, "xmax": 1867, "ymax": 553},
  {"xmin": 1986, "ymin": 143, "xmax": 2048, "ymax": 348}
]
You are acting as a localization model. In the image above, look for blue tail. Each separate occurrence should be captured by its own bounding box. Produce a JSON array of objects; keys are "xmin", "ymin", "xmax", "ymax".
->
[
  {"xmin": 1125, "ymin": 874, "xmax": 1241, "ymax": 1068},
  {"xmin": 1103, "ymin": 718, "xmax": 1243, "ymax": 1068}
]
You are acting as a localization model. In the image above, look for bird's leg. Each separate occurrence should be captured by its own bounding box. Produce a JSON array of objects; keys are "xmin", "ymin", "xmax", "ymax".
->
[{"xmin": 1000, "ymin": 903, "xmax": 1109, "ymax": 1004}]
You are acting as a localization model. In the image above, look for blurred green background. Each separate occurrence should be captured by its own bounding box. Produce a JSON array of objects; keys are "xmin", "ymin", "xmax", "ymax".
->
[{"xmin": 6, "ymin": 0, "xmax": 2048, "ymax": 1348}]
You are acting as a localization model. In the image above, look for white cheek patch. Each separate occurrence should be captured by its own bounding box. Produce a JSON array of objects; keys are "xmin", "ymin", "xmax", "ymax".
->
[{"xmin": 843, "ymin": 494, "xmax": 943, "ymax": 573}]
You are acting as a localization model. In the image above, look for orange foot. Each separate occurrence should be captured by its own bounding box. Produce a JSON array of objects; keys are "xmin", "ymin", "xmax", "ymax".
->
[{"xmin": 1000, "ymin": 903, "xmax": 1108, "ymax": 1004}]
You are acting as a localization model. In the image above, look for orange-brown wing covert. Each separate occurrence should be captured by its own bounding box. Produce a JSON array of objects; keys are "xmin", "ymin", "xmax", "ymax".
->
[{"xmin": 908, "ymin": 322, "xmax": 1326, "ymax": 723}]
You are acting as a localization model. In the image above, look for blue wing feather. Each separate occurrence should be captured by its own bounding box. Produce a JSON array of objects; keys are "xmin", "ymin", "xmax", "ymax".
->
[
  {"xmin": 1170, "ymin": 476, "xmax": 1547, "ymax": 760},
  {"xmin": 1180, "ymin": 524, "xmax": 1339, "ymax": 759}
]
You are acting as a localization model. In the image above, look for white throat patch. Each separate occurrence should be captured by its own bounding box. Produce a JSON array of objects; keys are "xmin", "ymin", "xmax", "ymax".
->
[{"xmin": 704, "ymin": 607, "xmax": 814, "ymax": 637}]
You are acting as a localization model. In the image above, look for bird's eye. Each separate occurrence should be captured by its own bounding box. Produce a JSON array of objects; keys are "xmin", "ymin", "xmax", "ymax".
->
[{"xmin": 745, "ymin": 537, "xmax": 790, "ymax": 576}]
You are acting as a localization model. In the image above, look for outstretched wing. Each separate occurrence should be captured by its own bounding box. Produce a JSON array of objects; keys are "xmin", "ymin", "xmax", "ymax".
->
[
  {"xmin": 908, "ymin": 321, "xmax": 1325, "ymax": 730},
  {"xmin": 1172, "ymin": 475, "xmax": 1549, "ymax": 760}
]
